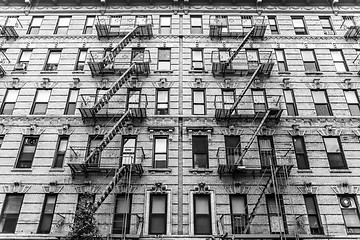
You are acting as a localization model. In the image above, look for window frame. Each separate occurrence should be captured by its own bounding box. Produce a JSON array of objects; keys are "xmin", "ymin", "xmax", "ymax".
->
[
  {"xmin": 323, "ymin": 136, "xmax": 347, "ymax": 169},
  {"xmin": 37, "ymin": 194, "xmax": 57, "ymax": 234},
  {"xmin": 330, "ymin": 49, "xmax": 349, "ymax": 72},
  {"xmin": 268, "ymin": 16, "xmax": 279, "ymax": 34},
  {"xmin": 0, "ymin": 194, "xmax": 24, "ymax": 233},
  {"xmin": 15, "ymin": 135, "xmax": 39, "ymax": 169},
  {"xmin": 120, "ymin": 135, "xmax": 137, "ymax": 165},
  {"xmin": 83, "ymin": 16, "xmax": 95, "ymax": 34},
  {"xmin": 292, "ymin": 136, "xmax": 309, "ymax": 169},
  {"xmin": 52, "ymin": 135, "xmax": 69, "ymax": 168},
  {"xmin": 311, "ymin": 89, "xmax": 332, "ymax": 116},
  {"xmin": 64, "ymin": 88, "xmax": 79, "ymax": 115},
  {"xmin": 16, "ymin": 49, "xmax": 32, "ymax": 70},
  {"xmin": 275, "ymin": 49, "xmax": 288, "ymax": 72},
  {"xmin": 74, "ymin": 48, "xmax": 88, "ymax": 71},
  {"xmin": 344, "ymin": 89, "xmax": 360, "ymax": 116},
  {"xmin": 86, "ymin": 134, "xmax": 103, "ymax": 166},
  {"xmin": 191, "ymin": 48, "xmax": 204, "ymax": 70},
  {"xmin": 190, "ymin": 15, "xmax": 203, "ymax": 34},
  {"xmin": 155, "ymin": 89, "xmax": 169, "ymax": 115},
  {"xmin": 192, "ymin": 135, "xmax": 209, "ymax": 169},
  {"xmin": 193, "ymin": 194, "xmax": 212, "ymax": 235},
  {"xmin": 257, "ymin": 135, "xmax": 276, "ymax": 167},
  {"xmin": 251, "ymin": 89, "xmax": 268, "ymax": 113},
  {"xmin": 153, "ymin": 136, "xmax": 169, "ymax": 168},
  {"xmin": 283, "ymin": 89, "xmax": 298, "ymax": 116},
  {"xmin": 54, "ymin": 16, "xmax": 71, "ymax": 34},
  {"xmin": 112, "ymin": 193, "xmax": 132, "ymax": 234},
  {"xmin": 319, "ymin": 16, "xmax": 335, "ymax": 35},
  {"xmin": 192, "ymin": 89, "xmax": 206, "ymax": 115},
  {"xmin": 304, "ymin": 195, "xmax": 323, "ymax": 234},
  {"xmin": 157, "ymin": 48, "xmax": 171, "ymax": 71},
  {"xmin": 30, "ymin": 89, "xmax": 51, "ymax": 115},
  {"xmin": 44, "ymin": 49, "xmax": 61, "ymax": 71},
  {"xmin": 229, "ymin": 194, "xmax": 247, "ymax": 234},
  {"xmin": 291, "ymin": 16, "xmax": 308, "ymax": 35},
  {"xmin": 126, "ymin": 88, "xmax": 142, "ymax": 110},
  {"xmin": 339, "ymin": 195, "xmax": 360, "ymax": 234},
  {"xmin": 0, "ymin": 88, "xmax": 19, "ymax": 115},
  {"xmin": 27, "ymin": 16, "xmax": 43, "ymax": 34},
  {"xmin": 300, "ymin": 49, "xmax": 320, "ymax": 72},
  {"xmin": 149, "ymin": 194, "xmax": 167, "ymax": 235},
  {"xmin": 159, "ymin": 15, "xmax": 172, "ymax": 34},
  {"xmin": 266, "ymin": 194, "xmax": 287, "ymax": 234}
]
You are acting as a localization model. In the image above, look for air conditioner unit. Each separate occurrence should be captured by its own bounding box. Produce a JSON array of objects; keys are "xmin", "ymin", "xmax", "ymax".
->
[
  {"xmin": 14, "ymin": 63, "xmax": 26, "ymax": 71},
  {"xmin": 192, "ymin": 62, "xmax": 203, "ymax": 70},
  {"xmin": 340, "ymin": 196, "xmax": 356, "ymax": 208}
]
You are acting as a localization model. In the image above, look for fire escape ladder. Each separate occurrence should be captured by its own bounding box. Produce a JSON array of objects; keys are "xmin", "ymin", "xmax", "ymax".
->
[
  {"xmin": 223, "ymin": 27, "xmax": 255, "ymax": 72},
  {"xmin": 0, "ymin": 64, "xmax": 5, "ymax": 77},
  {"xmin": 92, "ymin": 63, "xmax": 135, "ymax": 115},
  {"xmin": 243, "ymin": 166, "xmax": 281, "ymax": 234}
]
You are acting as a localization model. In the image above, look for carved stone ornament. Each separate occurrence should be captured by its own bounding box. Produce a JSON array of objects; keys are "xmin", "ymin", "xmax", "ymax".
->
[
  {"xmin": 57, "ymin": 124, "xmax": 74, "ymax": 135},
  {"xmin": 96, "ymin": 78, "xmax": 109, "ymax": 89},
  {"xmin": 150, "ymin": 182, "xmax": 168, "ymax": 194},
  {"xmin": 297, "ymin": 182, "xmax": 319, "ymax": 194},
  {"xmin": 331, "ymin": 183, "xmax": 359, "ymax": 195},
  {"xmin": 148, "ymin": 126, "xmax": 174, "ymax": 141},
  {"xmin": 0, "ymin": 123, "xmax": 10, "ymax": 135},
  {"xmin": 21, "ymin": 124, "xmax": 45, "ymax": 135},
  {"xmin": 279, "ymin": 78, "xmax": 293, "ymax": 89},
  {"xmin": 74, "ymin": 181, "xmax": 100, "ymax": 194},
  {"xmin": 70, "ymin": 78, "xmax": 80, "ymax": 88},
  {"xmin": 114, "ymin": 184, "xmax": 137, "ymax": 194},
  {"xmin": 188, "ymin": 78, "xmax": 209, "ymax": 89},
  {"xmin": 194, "ymin": 182, "xmax": 210, "ymax": 194},
  {"xmin": 216, "ymin": 79, "xmax": 239, "ymax": 89},
  {"xmin": 34, "ymin": 78, "xmax": 57, "ymax": 89},
  {"xmin": 317, "ymin": 125, "xmax": 342, "ymax": 136},
  {"xmin": 152, "ymin": 78, "xmax": 174, "ymax": 89},
  {"xmin": 288, "ymin": 124, "xmax": 306, "ymax": 136},
  {"xmin": 43, "ymin": 181, "xmax": 63, "ymax": 194},
  {"xmin": 337, "ymin": 79, "xmax": 360, "ymax": 90},
  {"xmin": 305, "ymin": 79, "xmax": 328, "ymax": 89},
  {"xmin": 220, "ymin": 126, "xmax": 243, "ymax": 136},
  {"xmin": 124, "ymin": 78, "xmax": 143, "ymax": 89},
  {"xmin": 259, "ymin": 127, "xmax": 276, "ymax": 136},
  {"xmin": 224, "ymin": 182, "xmax": 250, "ymax": 194},
  {"xmin": 3, "ymin": 182, "xmax": 31, "ymax": 193},
  {"xmin": 186, "ymin": 126, "xmax": 213, "ymax": 140},
  {"xmin": 86, "ymin": 125, "xmax": 107, "ymax": 136},
  {"xmin": 5, "ymin": 78, "xmax": 25, "ymax": 88},
  {"xmin": 118, "ymin": 126, "xmax": 140, "ymax": 136}
]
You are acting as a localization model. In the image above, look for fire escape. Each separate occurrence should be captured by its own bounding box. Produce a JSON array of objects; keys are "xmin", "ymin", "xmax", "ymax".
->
[
  {"xmin": 0, "ymin": 50, "xmax": 9, "ymax": 77},
  {"xmin": 212, "ymin": 15, "xmax": 293, "ymax": 237},
  {"xmin": 341, "ymin": 16, "xmax": 360, "ymax": 39},
  {"xmin": 0, "ymin": 16, "xmax": 20, "ymax": 39},
  {"xmin": 67, "ymin": 15, "xmax": 153, "ymax": 237}
]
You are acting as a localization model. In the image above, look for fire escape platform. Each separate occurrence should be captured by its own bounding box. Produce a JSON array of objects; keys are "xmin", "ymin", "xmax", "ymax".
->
[
  {"xmin": 95, "ymin": 24, "xmax": 153, "ymax": 38},
  {"xmin": 0, "ymin": 65, "xmax": 5, "ymax": 77},
  {"xmin": 0, "ymin": 25, "xmax": 19, "ymax": 39},
  {"xmin": 218, "ymin": 163, "xmax": 293, "ymax": 176},
  {"xmin": 215, "ymin": 108, "xmax": 283, "ymax": 122}
]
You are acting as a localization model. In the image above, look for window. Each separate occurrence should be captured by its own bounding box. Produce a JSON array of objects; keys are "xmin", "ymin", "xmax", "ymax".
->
[
  {"xmin": 0, "ymin": 136, "xmax": 4, "ymax": 149},
  {"xmin": 301, "ymin": 50, "xmax": 319, "ymax": 72},
  {"xmin": 31, "ymin": 89, "xmax": 51, "ymax": 115},
  {"xmin": 275, "ymin": 49, "xmax": 288, "ymax": 72},
  {"xmin": 75, "ymin": 49, "xmax": 87, "ymax": 71},
  {"xmin": 252, "ymin": 89, "xmax": 267, "ymax": 113},
  {"xmin": 54, "ymin": 16, "xmax": 71, "ymax": 34},
  {"xmin": 127, "ymin": 89, "xmax": 141, "ymax": 110},
  {"xmin": 52, "ymin": 136, "xmax": 69, "ymax": 168},
  {"xmin": 191, "ymin": 49, "xmax": 204, "ymax": 70},
  {"xmin": 149, "ymin": 194, "xmax": 167, "ymax": 234},
  {"xmin": 83, "ymin": 16, "xmax": 95, "ymax": 34},
  {"xmin": 304, "ymin": 195, "xmax": 323, "ymax": 234},
  {"xmin": 113, "ymin": 194, "xmax": 132, "ymax": 234},
  {"xmin": 131, "ymin": 48, "xmax": 145, "ymax": 63},
  {"xmin": 76, "ymin": 193, "xmax": 95, "ymax": 211},
  {"xmin": 192, "ymin": 89, "xmax": 206, "ymax": 115},
  {"xmin": 0, "ymin": 194, "xmax": 24, "ymax": 233},
  {"xmin": 293, "ymin": 136, "xmax": 309, "ymax": 169},
  {"xmin": 159, "ymin": 16, "xmax": 171, "ymax": 34},
  {"xmin": 27, "ymin": 16, "xmax": 43, "ymax": 34},
  {"xmin": 339, "ymin": 195, "xmax": 360, "ymax": 234},
  {"xmin": 246, "ymin": 49, "xmax": 259, "ymax": 69},
  {"xmin": 155, "ymin": 89, "xmax": 169, "ymax": 115},
  {"xmin": 344, "ymin": 90, "xmax": 360, "ymax": 116},
  {"xmin": 191, "ymin": 16, "xmax": 203, "ymax": 34},
  {"xmin": 342, "ymin": 16, "xmax": 355, "ymax": 27},
  {"xmin": 194, "ymin": 194, "xmax": 211, "ymax": 235},
  {"xmin": 292, "ymin": 16, "xmax": 307, "ymax": 35},
  {"xmin": 153, "ymin": 137, "xmax": 168, "ymax": 168},
  {"xmin": 158, "ymin": 48, "xmax": 171, "ymax": 70},
  {"xmin": 64, "ymin": 89, "xmax": 79, "ymax": 115},
  {"xmin": 230, "ymin": 195, "xmax": 247, "ymax": 234},
  {"xmin": 86, "ymin": 135, "xmax": 103, "ymax": 166},
  {"xmin": 283, "ymin": 89, "xmax": 298, "ymax": 116},
  {"xmin": 268, "ymin": 16, "xmax": 279, "ymax": 34},
  {"xmin": 215, "ymin": 16, "xmax": 229, "ymax": 33},
  {"xmin": 319, "ymin": 16, "xmax": 335, "ymax": 35},
  {"xmin": 16, "ymin": 136, "xmax": 38, "ymax": 168},
  {"xmin": 225, "ymin": 135, "xmax": 240, "ymax": 165},
  {"xmin": 44, "ymin": 50, "xmax": 61, "ymax": 71},
  {"xmin": 266, "ymin": 194, "xmax": 287, "ymax": 234},
  {"xmin": 323, "ymin": 137, "xmax": 347, "ymax": 169},
  {"xmin": 222, "ymin": 90, "xmax": 235, "ymax": 110},
  {"xmin": 109, "ymin": 16, "xmax": 121, "ymax": 33},
  {"xmin": 0, "ymin": 89, "xmax": 19, "ymax": 115},
  {"xmin": 121, "ymin": 136, "xmax": 137, "ymax": 165},
  {"xmin": 15, "ymin": 49, "xmax": 31, "ymax": 71},
  {"xmin": 192, "ymin": 135, "xmax": 208, "ymax": 168},
  {"xmin": 37, "ymin": 194, "xmax": 57, "ymax": 233},
  {"xmin": 241, "ymin": 16, "xmax": 253, "ymax": 32},
  {"xmin": 311, "ymin": 90, "xmax": 332, "ymax": 116},
  {"xmin": 330, "ymin": 50, "xmax": 348, "ymax": 72},
  {"xmin": 258, "ymin": 136, "xmax": 276, "ymax": 167}
]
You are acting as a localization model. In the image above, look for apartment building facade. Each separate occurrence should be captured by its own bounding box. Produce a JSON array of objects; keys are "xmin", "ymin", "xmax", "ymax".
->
[{"xmin": 0, "ymin": 0, "xmax": 360, "ymax": 239}]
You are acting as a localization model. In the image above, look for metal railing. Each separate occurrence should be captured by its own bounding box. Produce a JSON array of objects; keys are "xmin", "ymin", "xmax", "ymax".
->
[
  {"xmin": 217, "ymin": 214, "xmax": 248, "ymax": 235},
  {"xmin": 340, "ymin": 17, "xmax": 360, "ymax": 38}
]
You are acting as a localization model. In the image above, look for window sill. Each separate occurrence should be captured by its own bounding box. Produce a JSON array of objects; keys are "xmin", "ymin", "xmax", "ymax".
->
[
  {"xmin": 11, "ymin": 168, "xmax": 33, "ymax": 172},
  {"xmin": 336, "ymin": 71, "xmax": 352, "ymax": 75},
  {"xmin": 305, "ymin": 71, "xmax": 323, "ymax": 75},
  {"xmin": 49, "ymin": 168, "xmax": 65, "ymax": 172},
  {"xmin": 189, "ymin": 70, "xmax": 208, "ymax": 73},
  {"xmin": 189, "ymin": 168, "xmax": 213, "ymax": 173},
  {"xmin": 330, "ymin": 169, "xmax": 352, "ymax": 173},
  {"xmin": 278, "ymin": 71, "xmax": 291, "ymax": 75},
  {"xmin": 11, "ymin": 70, "xmax": 27, "ymax": 74},
  {"xmin": 148, "ymin": 168, "xmax": 172, "ymax": 173},
  {"xmin": 40, "ymin": 71, "xmax": 58, "ymax": 74},
  {"xmin": 154, "ymin": 70, "xmax": 173, "ymax": 73},
  {"xmin": 72, "ymin": 71, "xmax": 85, "ymax": 74},
  {"xmin": 297, "ymin": 169, "xmax": 313, "ymax": 173}
]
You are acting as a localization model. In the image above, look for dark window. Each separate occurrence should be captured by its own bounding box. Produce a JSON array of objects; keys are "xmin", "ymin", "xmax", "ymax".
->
[
  {"xmin": 301, "ymin": 50, "xmax": 319, "ymax": 72},
  {"xmin": 230, "ymin": 195, "xmax": 247, "ymax": 234},
  {"xmin": 113, "ymin": 194, "xmax": 132, "ymax": 234},
  {"xmin": 27, "ymin": 16, "xmax": 43, "ymax": 34},
  {"xmin": 158, "ymin": 48, "xmax": 171, "ymax": 70},
  {"xmin": 192, "ymin": 135, "xmax": 208, "ymax": 168},
  {"xmin": 191, "ymin": 49, "xmax": 204, "ymax": 70},
  {"xmin": 37, "ymin": 194, "xmax": 57, "ymax": 233},
  {"xmin": 83, "ymin": 16, "xmax": 95, "ymax": 34},
  {"xmin": 292, "ymin": 136, "xmax": 309, "ymax": 169},
  {"xmin": 64, "ymin": 89, "xmax": 79, "ymax": 115},
  {"xmin": 339, "ymin": 195, "xmax": 360, "ymax": 234},
  {"xmin": 15, "ymin": 49, "xmax": 31, "ymax": 71},
  {"xmin": 268, "ymin": 16, "xmax": 279, "ymax": 34},
  {"xmin": 1, "ymin": 89, "xmax": 19, "ymax": 115},
  {"xmin": 252, "ymin": 89, "xmax": 267, "ymax": 113},
  {"xmin": 149, "ymin": 194, "xmax": 167, "ymax": 234},
  {"xmin": 323, "ymin": 137, "xmax": 347, "ymax": 169},
  {"xmin": 121, "ymin": 136, "xmax": 137, "ymax": 165},
  {"xmin": 31, "ymin": 89, "xmax": 51, "ymax": 115},
  {"xmin": 155, "ymin": 89, "xmax": 169, "ymax": 115},
  {"xmin": 191, "ymin": 16, "xmax": 203, "ymax": 34},
  {"xmin": 16, "ymin": 136, "xmax": 38, "ymax": 168},
  {"xmin": 75, "ymin": 49, "xmax": 87, "ymax": 71},
  {"xmin": 304, "ymin": 195, "xmax": 323, "ymax": 234},
  {"xmin": 344, "ymin": 90, "xmax": 360, "ymax": 116},
  {"xmin": 0, "ymin": 135, "xmax": 4, "ymax": 149},
  {"xmin": 275, "ymin": 49, "xmax": 288, "ymax": 72},
  {"xmin": 258, "ymin": 136, "xmax": 276, "ymax": 167},
  {"xmin": 52, "ymin": 136, "xmax": 69, "ymax": 168},
  {"xmin": 86, "ymin": 135, "xmax": 103, "ymax": 167},
  {"xmin": 224, "ymin": 135, "xmax": 240, "ymax": 165},
  {"xmin": 283, "ymin": 89, "xmax": 298, "ymax": 116},
  {"xmin": 44, "ymin": 50, "xmax": 61, "ymax": 71},
  {"xmin": 153, "ymin": 136, "xmax": 168, "ymax": 168},
  {"xmin": 330, "ymin": 50, "xmax": 348, "ymax": 72},
  {"xmin": 0, "ymin": 194, "xmax": 24, "ymax": 233},
  {"xmin": 192, "ymin": 89, "xmax": 206, "ymax": 115},
  {"xmin": 127, "ymin": 89, "xmax": 141, "ymax": 110},
  {"xmin": 160, "ymin": 16, "xmax": 171, "ymax": 34},
  {"xmin": 54, "ymin": 16, "xmax": 71, "ymax": 34},
  {"xmin": 194, "ymin": 194, "xmax": 212, "ymax": 235},
  {"xmin": 311, "ymin": 90, "xmax": 332, "ymax": 116},
  {"xmin": 292, "ymin": 16, "xmax": 307, "ymax": 35},
  {"xmin": 319, "ymin": 16, "xmax": 335, "ymax": 35},
  {"xmin": 266, "ymin": 194, "xmax": 287, "ymax": 234}
]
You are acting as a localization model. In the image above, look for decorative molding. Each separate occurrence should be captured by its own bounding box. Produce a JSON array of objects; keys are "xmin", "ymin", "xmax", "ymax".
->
[
  {"xmin": 224, "ymin": 182, "xmax": 250, "ymax": 194},
  {"xmin": 337, "ymin": 79, "xmax": 360, "ymax": 90},
  {"xmin": 216, "ymin": 79, "xmax": 239, "ymax": 89},
  {"xmin": 252, "ymin": 79, "xmax": 267, "ymax": 89},
  {"xmin": 96, "ymin": 78, "xmax": 109, "ymax": 89},
  {"xmin": 220, "ymin": 126, "xmax": 243, "ymax": 136},
  {"xmin": 305, "ymin": 79, "xmax": 328, "ymax": 89},
  {"xmin": 74, "ymin": 182, "xmax": 100, "ymax": 194},
  {"xmin": 5, "ymin": 78, "xmax": 25, "ymax": 89},
  {"xmin": 297, "ymin": 182, "xmax": 319, "ymax": 194},
  {"xmin": 188, "ymin": 78, "xmax": 209, "ymax": 89},
  {"xmin": 331, "ymin": 183, "xmax": 359, "ymax": 195},
  {"xmin": 259, "ymin": 127, "xmax": 275, "ymax": 136},
  {"xmin": 118, "ymin": 126, "xmax": 140, "ymax": 136},
  {"xmin": 287, "ymin": 124, "xmax": 306, "ymax": 136},
  {"xmin": 148, "ymin": 126, "xmax": 175, "ymax": 141},
  {"xmin": 21, "ymin": 124, "xmax": 45, "ymax": 135},
  {"xmin": 34, "ymin": 78, "xmax": 57, "ymax": 89},
  {"xmin": 43, "ymin": 181, "xmax": 63, "ymax": 193},
  {"xmin": 70, "ymin": 78, "xmax": 81, "ymax": 88},
  {"xmin": 317, "ymin": 125, "xmax": 342, "ymax": 136},
  {"xmin": 0, "ymin": 123, "xmax": 10, "ymax": 135},
  {"xmin": 280, "ymin": 78, "xmax": 293, "ymax": 89},
  {"xmin": 193, "ymin": 182, "xmax": 210, "ymax": 194},
  {"xmin": 87, "ymin": 125, "xmax": 107, "ymax": 136},
  {"xmin": 3, "ymin": 182, "xmax": 31, "ymax": 193},
  {"xmin": 124, "ymin": 78, "xmax": 143, "ymax": 89},
  {"xmin": 149, "ymin": 182, "xmax": 168, "ymax": 194},
  {"xmin": 114, "ymin": 184, "xmax": 137, "ymax": 194},
  {"xmin": 57, "ymin": 124, "xmax": 74, "ymax": 135},
  {"xmin": 152, "ymin": 78, "xmax": 174, "ymax": 89},
  {"xmin": 186, "ymin": 126, "xmax": 213, "ymax": 140}
]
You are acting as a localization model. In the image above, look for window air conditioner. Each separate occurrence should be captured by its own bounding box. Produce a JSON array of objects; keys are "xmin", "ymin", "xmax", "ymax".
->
[{"xmin": 14, "ymin": 63, "xmax": 26, "ymax": 71}]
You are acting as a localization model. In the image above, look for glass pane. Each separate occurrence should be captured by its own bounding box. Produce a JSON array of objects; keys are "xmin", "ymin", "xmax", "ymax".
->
[
  {"xmin": 320, "ymin": 17, "xmax": 331, "ymax": 27},
  {"xmin": 283, "ymin": 90, "xmax": 293, "ymax": 103},
  {"xmin": 193, "ymin": 91, "xmax": 204, "ymax": 103},
  {"xmin": 191, "ymin": 17, "xmax": 202, "ymax": 27},
  {"xmin": 32, "ymin": 17, "xmax": 43, "ymax": 26},
  {"xmin": 331, "ymin": 51, "xmax": 343, "ymax": 61},
  {"xmin": 155, "ymin": 138, "xmax": 167, "ymax": 153},
  {"xmin": 309, "ymin": 215, "xmax": 320, "ymax": 228},
  {"xmin": 267, "ymin": 197, "xmax": 277, "ymax": 213},
  {"xmin": 192, "ymin": 51, "xmax": 202, "ymax": 61},
  {"xmin": 36, "ymin": 90, "xmax": 51, "ymax": 102},
  {"xmin": 193, "ymin": 105, "xmax": 205, "ymax": 115},
  {"xmin": 86, "ymin": 16, "xmax": 94, "ymax": 26},
  {"xmin": 312, "ymin": 91, "xmax": 327, "ymax": 103},
  {"xmin": 129, "ymin": 91, "xmax": 140, "ymax": 103},
  {"xmin": 78, "ymin": 51, "xmax": 87, "ymax": 62},
  {"xmin": 48, "ymin": 52, "xmax": 61, "ymax": 64},
  {"xmin": 58, "ymin": 17, "xmax": 70, "ymax": 26},
  {"xmin": 116, "ymin": 195, "xmax": 130, "ymax": 213},
  {"xmin": 195, "ymin": 195, "xmax": 209, "ymax": 214},
  {"xmin": 293, "ymin": 18, "xmax": 304, "ymax": 27},
  {"xmin": 343, "ymin": 209, "xmax": 360, "ymax": 227},
  {"xmin": 275, "ymin": 50, "xmax": 284, "ymax": 62},
  {"xmin": 304, "ymin": 62, "xmax": 317, "ymax": 72},
  {"xmin": 247, "ymin": 50, "xmax": 258, "ymax": 61},
  {"xmin": 69, "ymin": 90, "xmax": 79, "ymax": 102},
  {"xmin": 194, "ymin": 154, "xmax": 207, "ymax": 168},
  {"xmin": 304, "ymin": 196, "xmax": 317, "ymax": 214},
  {"xmin": 269, "ymin": 18, "xmax": 276, "ymax": 25},
  {"xmin": 157, "ymin": 91, "xmax": 168, "ymax": 102},
  {"xmin": 259, "ymin": 138, "xmax": 271, "ymax": 149},
  {"xmin": 344, "ymin": 91, "xmax": 358, "ymax": 104},
  {"xmin": 20, "ymin": 51, "xmax": 31, "ymax": 62},
  {"xmin": 123, "ymin": 138, "xmax": 136, "ymax": 149},
  {"xmin": 160, "ymin": 16, "xmax": 171, "ymax": 26},
  {"xmin": 159, "ymin": 49, "xmax": 171, "ymax": 61},
  {"xmin": 334, "ymin": 62, "xmax": 347, "ymax": 72},
  {"xmin": 151, "ymin": 195, "xmax": 166, "ymax": 214},
  {"xmin": 5, "ymin": 90, "xmax": 19, "ymax": 102},
  {"xmin": 58, "ymin": 139, "xmax": 68, "ymax": 152},
  {"xmin": 349, "ymin": 104, "xmax": 360, "ymax": 116},
  {"xmin": 219, "ymin": 51, "xmax": 230, "ymax": 62},
  {"xmin": 324, "ymin": 138, "xmax": 340, "ymax": 153},
  {"xmin": 39, "ymin": 214, "xmax": 52, "ymax": 233},
  {"xmin": 44, "ymin": 196, "xmax": 56, "ymax": 213},
  {"xmin": 149, "ymin": 215, "xmax": 166, "ymax": 234},
  {"xmin": 195, "ymin": 215, "xmax": 211, "ymax": 234},
  {"xmin": 328, "ymin": 153, "xmax": 345, "ymax": 168},
  {"xmin": 231, "ymin": 195, "xmax": 246, "ymax": 214},
  {"xmin": 158, "ymin": 61, "xmax": 171, "ymax": 70},
  {"xmin": 293, "ymin": 137, "xmax": 304, "ymax": 153},
  {"xmin": 301, "ymin": 50, "xmax": 315, "ymax": 61},
  {"xmin": 287, "ymin": 103, "xmax": 297, "ymax": 116},
  {"xmin": 4, "ymin": 195, "xmax": 23, "ymax": 213},
  {"xmin": 315, "ymin": 104, "xmax": 330, "ymax": 116}
]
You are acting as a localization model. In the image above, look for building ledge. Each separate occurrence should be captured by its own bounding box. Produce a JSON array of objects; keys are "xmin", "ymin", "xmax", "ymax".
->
[
  {"xmin": 49, "ymin": 168, "xmax": 65, "ymax": 172},
  {"xmin": 330, "ymin": 169, "xmax": 352, "ymax": 173},
  {"xmin": 154, "ymin": 70, "xmax": 173, "ymax": 73},
  {"xmin": 189, "ymin": 168, "xmax": 213, "ymax": 174},
  {"xmin": 297, "ymin": 169, "xmax": 313, "ymax": 173},
  {"xmin": 336, "ymin": 71, "xmax": 352, "ymax": 75},
  {"xmin": 72, "ymin": 71, "xmax": 85, "ymax": 74},
  {"xmin": 278, "ymin": 71, "xmax": 291, "ymax": 74},
  {"xmin": 40, "ymin": 71, "xmax": 58, "ymax": 74},
  {"xmin": 0, "ymin": 234, "xmax": 61, "ymax": 239},
  {"xmin": 148, "ymin": 168, "xmax": 172, "ymax": 173},
  {"xmin": 11, "ymin": 70, "xmax": 27, "ymax": 74},
  {"xmin": 305, "ymin": 71, "xmax": 323, "ymax": 75},
  {"xmin": 189, "ymin": 70, "xmax": 208, "ymax": 74},
  {"xmin": 11, "ymin": 168, "xmax": 33, "ymax": 172}
]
